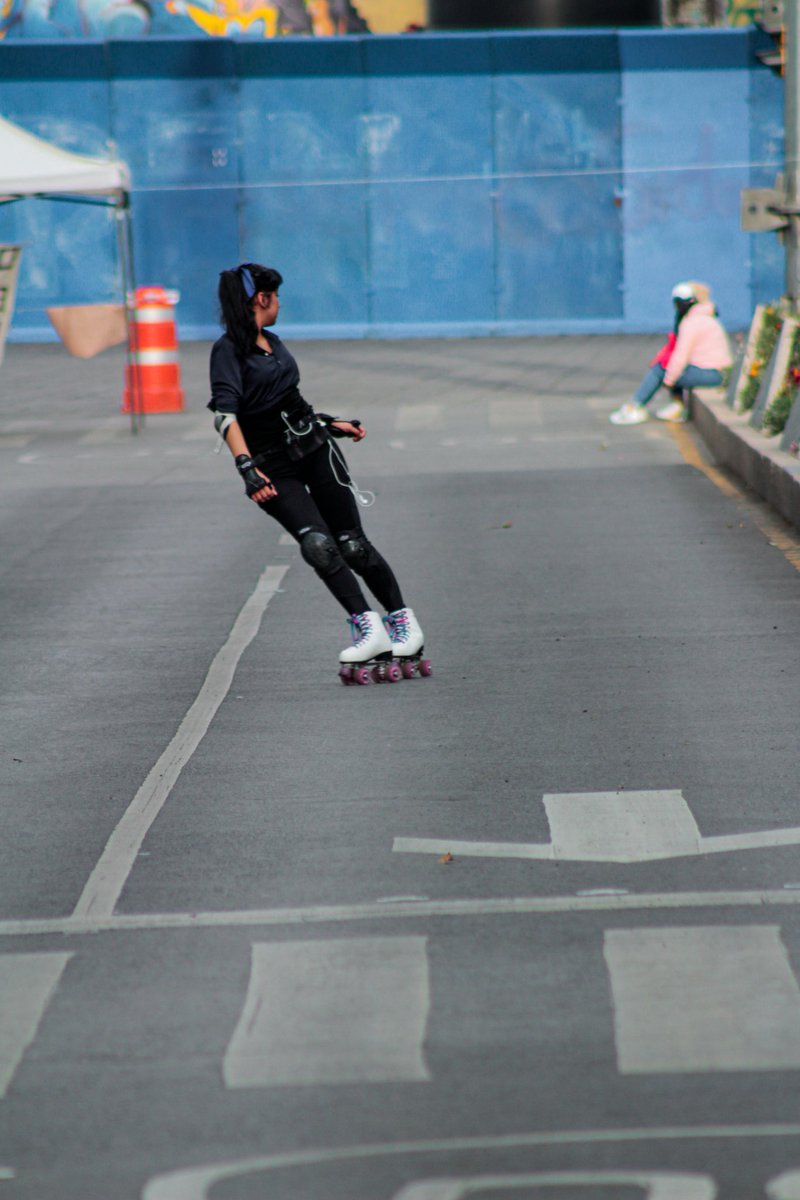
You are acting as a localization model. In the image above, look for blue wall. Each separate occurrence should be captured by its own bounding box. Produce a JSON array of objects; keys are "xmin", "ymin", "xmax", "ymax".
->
[{"xmin": 0, "ymin": 28, "xmax": 784, "ymax": 341}]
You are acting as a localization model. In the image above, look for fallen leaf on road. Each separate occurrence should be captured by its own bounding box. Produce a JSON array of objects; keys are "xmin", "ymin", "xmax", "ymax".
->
[{"xmin": 438, "ymin": 852, "xmax": 454, "ymax": 864}]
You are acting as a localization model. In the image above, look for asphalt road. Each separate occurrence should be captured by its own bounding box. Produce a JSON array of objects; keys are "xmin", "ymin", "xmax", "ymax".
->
[{"xmin": 2, "ymin": 335, "xmax": 800, "ymax": 1200}]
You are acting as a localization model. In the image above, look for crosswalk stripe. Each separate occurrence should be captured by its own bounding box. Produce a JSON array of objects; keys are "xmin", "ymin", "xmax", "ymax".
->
[
  {"xmin": 488, "ymin": 398, "xmax": 543, "ymax": 427},
  {"xmin": 0, "ymin": 952, "xmax": 73, "ymax": 1099},
  {"xmin": 223, "ymin": 937, "xmax": 431, "ymax": 1088},
  {"xmin": 605, "ymin": 926, "xmax": 800, "ymax": 1073},
  {"xmin": 394, "ymin": 404, "xmax": 444, "ymax": 432}
]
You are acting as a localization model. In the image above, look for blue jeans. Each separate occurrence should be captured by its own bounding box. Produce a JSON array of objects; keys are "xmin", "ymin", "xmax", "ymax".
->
[{"xmin": 634, "ymin": 363, "xmax": 723, "ymax": 407}]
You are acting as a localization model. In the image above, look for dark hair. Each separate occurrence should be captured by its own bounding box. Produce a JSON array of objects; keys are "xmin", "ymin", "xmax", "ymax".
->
[
  {"xmin": 673, "ymin": 296, "xmax": 696, "ymax": 331},
  {"xmin": 218, "ymin": 263, "xmax": 283, "ymax": 356}
]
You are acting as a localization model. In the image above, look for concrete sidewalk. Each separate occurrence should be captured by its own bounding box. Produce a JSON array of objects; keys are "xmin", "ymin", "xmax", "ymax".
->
[{"xmin": 691, "ymin": 387, "xmax": 800, "ymax": 532}]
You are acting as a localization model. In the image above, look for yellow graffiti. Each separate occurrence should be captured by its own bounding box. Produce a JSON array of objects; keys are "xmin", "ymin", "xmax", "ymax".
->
[
  {"xmin": 0, "ymin": 0, "xmax": 18, "ymax": 38},
  {"xmin": 165, "ymin": 0, "xmax": 278, "ymax": 37},
  {"xmin": 726, "ymin": 0, "xmax": 761, "ymax": 25}
]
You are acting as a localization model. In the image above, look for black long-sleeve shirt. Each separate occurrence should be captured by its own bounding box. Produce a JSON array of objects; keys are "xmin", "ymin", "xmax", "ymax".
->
[{"xmin": 208, "ymin": 330, "xmax": 303, "ymax": 454}]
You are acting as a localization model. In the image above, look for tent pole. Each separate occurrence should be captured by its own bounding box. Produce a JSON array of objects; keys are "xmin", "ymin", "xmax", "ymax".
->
[{"xmin": 116, "ymin": 194, "xmax": 142, "ymax": 434}]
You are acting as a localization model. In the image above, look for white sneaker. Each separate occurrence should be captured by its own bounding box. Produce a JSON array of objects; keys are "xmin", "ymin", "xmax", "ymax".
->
[
  {"xmin": 609, "ymin": 402, "xmax": 649, "ymax": 425},
  {"xmin": 655, "ymin": 400, "xmax": 687, "ymax": 423},
  {"xmin": 339, "ymin": 610, "xmax": 393, "ymax": 664},
  {"xmin": 384, "ymin": 606, "xmax": 424, "ymax": 658}
]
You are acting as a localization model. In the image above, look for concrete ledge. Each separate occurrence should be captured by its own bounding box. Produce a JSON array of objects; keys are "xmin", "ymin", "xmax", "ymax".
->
[{"xmin": 691, "ymin": 388, "xmax": 800, "ymax": 532}]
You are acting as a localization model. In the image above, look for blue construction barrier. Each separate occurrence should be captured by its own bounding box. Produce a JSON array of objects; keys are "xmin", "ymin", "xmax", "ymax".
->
[{"xmin": 0, "ymin": 27, "xmax": 784, "ymax": 341}]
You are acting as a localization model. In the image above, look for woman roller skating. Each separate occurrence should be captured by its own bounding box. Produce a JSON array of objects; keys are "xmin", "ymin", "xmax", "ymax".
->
[{"xmin": 208, "ymin": 262, "xmax": 430, "ymax": 685}]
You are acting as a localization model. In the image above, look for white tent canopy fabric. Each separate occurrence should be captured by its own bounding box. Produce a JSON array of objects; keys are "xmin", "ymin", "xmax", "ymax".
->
[
  {"xmin": 0, "ymin": 114, "xmax": 130, "ymax": 199},
  {"xmin": 0, "ymin": 115, "xmax": 143, "ymax": 427}
]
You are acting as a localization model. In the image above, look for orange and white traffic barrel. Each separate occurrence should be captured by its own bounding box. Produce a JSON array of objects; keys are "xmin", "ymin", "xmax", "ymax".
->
[{"xmin": 122, "ymin": 286, "xmax": 184, "ymax": 414}]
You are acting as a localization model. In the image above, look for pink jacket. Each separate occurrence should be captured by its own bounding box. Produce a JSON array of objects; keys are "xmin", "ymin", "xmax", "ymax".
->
[{"xmin": 664, "ymin": 302, "xmax": 732, "ymax": 387}]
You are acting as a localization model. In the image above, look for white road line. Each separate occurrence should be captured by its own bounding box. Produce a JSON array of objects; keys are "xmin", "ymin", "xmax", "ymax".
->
[
  {"xmin": 12, "ymin": 888, "xmax": 800, "ymax": 939},
  {"xmin": 141, "ymin": 1126, "xmax": 800, "ymax": 1200},
  {"xmin": 393, "ymin": 1172, "xmax": 716, "ymax": 1199},
  {"xmin": 71, "ymin": 564, "xmax": 289, "ymax": 921},
  {"xmin": 223, "ymin": 937, "xmax": 430, "ymax": 1087},
  {"xmin": 394, "ymin": 404, "xmax": 444, "ymax": 432},
  {"xmin": 394, "ymin": 790, "xmax": 800, "ymax": 864},
  {"xmin": 605, "ymin": 926, "xmax": 800, "ymax": 1073},
  {"xmin": 278, "ymin": 532, "xmax": 295, "ymax": 546},
  {"xmin": 0, "ymin": 953, "xmax": 72, "ymax": 1099}
]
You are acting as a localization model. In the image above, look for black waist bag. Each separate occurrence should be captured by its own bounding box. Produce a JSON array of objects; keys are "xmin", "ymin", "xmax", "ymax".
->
[{"xmin": 255, "ymin": 390, "xmax": 329, "ymax": 463}]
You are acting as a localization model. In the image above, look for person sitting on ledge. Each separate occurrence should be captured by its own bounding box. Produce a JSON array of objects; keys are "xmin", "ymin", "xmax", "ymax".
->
[{"xmin": 610, "ymin": 280, "xmax": 732, "ymax": 426}]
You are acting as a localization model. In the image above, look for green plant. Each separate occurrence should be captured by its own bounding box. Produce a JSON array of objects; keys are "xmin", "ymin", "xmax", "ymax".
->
[
  {"xmin": 763, "ymin": 389, "xmax": 795, "ymax": 435},
  {"xmin": 740, "ymin": 305, "xmax": 783, "ymax": 412},
  {"xmin": 763, "ymin": 323, "xmax": 800, "ymax": 435}
]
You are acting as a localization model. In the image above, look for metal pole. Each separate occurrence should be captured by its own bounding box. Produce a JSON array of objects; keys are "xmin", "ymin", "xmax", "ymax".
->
[
  {"xmin": 115, "ymin": 196, "xmax": 143, "ymax": 434},
  {"xmin": 785, "ymin": 0, "xmax": 800, "ymax": 312}
]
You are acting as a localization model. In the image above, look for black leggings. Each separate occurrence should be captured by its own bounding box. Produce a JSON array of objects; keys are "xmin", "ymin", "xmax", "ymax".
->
[{"xmin": 257, "ymin": 437, "xmax": 404, "ymax": 615}]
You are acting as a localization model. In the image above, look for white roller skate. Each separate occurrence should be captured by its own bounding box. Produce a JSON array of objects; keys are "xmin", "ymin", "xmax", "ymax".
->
[
  {"xmin": 338, "ymin": 610, "xmax": 399, "ymax": 685},
  {"xmin": 384, "ymin": 607, "xmax": 432, "ymax": 680}
]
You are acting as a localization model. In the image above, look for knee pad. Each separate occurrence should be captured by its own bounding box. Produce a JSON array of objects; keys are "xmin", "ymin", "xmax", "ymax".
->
[
  {"xmin": 337, "ymin": 530, "xmax": 380, "ymax": 573},
  {"xmin": 299, "ymin": 528, "xmax": 342, "ymax": 578}
]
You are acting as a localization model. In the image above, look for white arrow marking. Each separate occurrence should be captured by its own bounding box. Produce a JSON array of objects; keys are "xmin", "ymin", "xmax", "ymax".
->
[
  {"xmin": 394, "ymin": 790, "xmax": 800, "ymax": 864},
  {"xmin": 141, "ymin": 1127, "xmax": 800, "ymax": 1200}
]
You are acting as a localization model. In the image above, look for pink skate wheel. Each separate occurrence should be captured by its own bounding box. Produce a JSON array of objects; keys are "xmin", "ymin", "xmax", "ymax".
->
[
  {"xmin": 339, "ymin": 666, "xmax": 354, "ymax": 685},
  {"xmin": 386, "ymin": 662, "xmax": 403, "ymax": 682},
  {"xmin": 354, "ymin": 666, "xmax": 372, "ymax": 686},
  {"xmin": 419, "ymin": 659, "xmax": 432, "ymax": 677},
  {"xmin": 371, "ymin": 665, "xmax": 384, "ymax": 684},
  {"xmin": 401, "ymin": 660, "xmax": 416, "ymax": 679}
]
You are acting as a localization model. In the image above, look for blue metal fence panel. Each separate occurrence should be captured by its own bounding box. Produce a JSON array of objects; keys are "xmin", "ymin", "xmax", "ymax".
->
[
  {"xmin": 364, "ymin": 36, "xmax": 494, "ymax": 331},
  {"xmin": 241, "ymin": 182, "xmax": 370, "ymax": 330},
  {"xmin": 0, "ymin": 29, "xmax": 786, "ymax": 341},
  {"xmin": 620, "ymin": 29, "xmax": 754, "ymax": 333},
  {"xmin": 236, "ymin": 40, "xmax": 370, "ymax": 331},
  {"xmin": 492, "ymin": 32, "xmax": 622, "ymax": 325}
]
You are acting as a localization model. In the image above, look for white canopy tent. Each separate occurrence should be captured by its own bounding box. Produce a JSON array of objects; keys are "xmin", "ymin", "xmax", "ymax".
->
[
  {"xmin": 0, "ymin": 114, "xmax": 131, "ymax": 199},
  {"xmin": 0, "ymin": 115, "xmax": 143, "ymax": 428}
]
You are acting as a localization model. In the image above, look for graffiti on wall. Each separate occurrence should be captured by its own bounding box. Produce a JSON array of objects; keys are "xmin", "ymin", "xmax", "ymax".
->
[
  {"xmin": 726, "ymin": 0, "xmax": 763, "ymax": 24},
  {"xmin": 0, "ymin": 0, "xmax": 425, "ymax": 36},
  {"xmin": 0, "ymin": 0, "xmax": 767, "ymax": 39}
]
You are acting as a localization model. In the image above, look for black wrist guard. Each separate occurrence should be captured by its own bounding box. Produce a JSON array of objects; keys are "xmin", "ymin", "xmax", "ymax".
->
[{"xmin": 235, "ymin": 454, "xmax": 266, "ymax": 498}]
